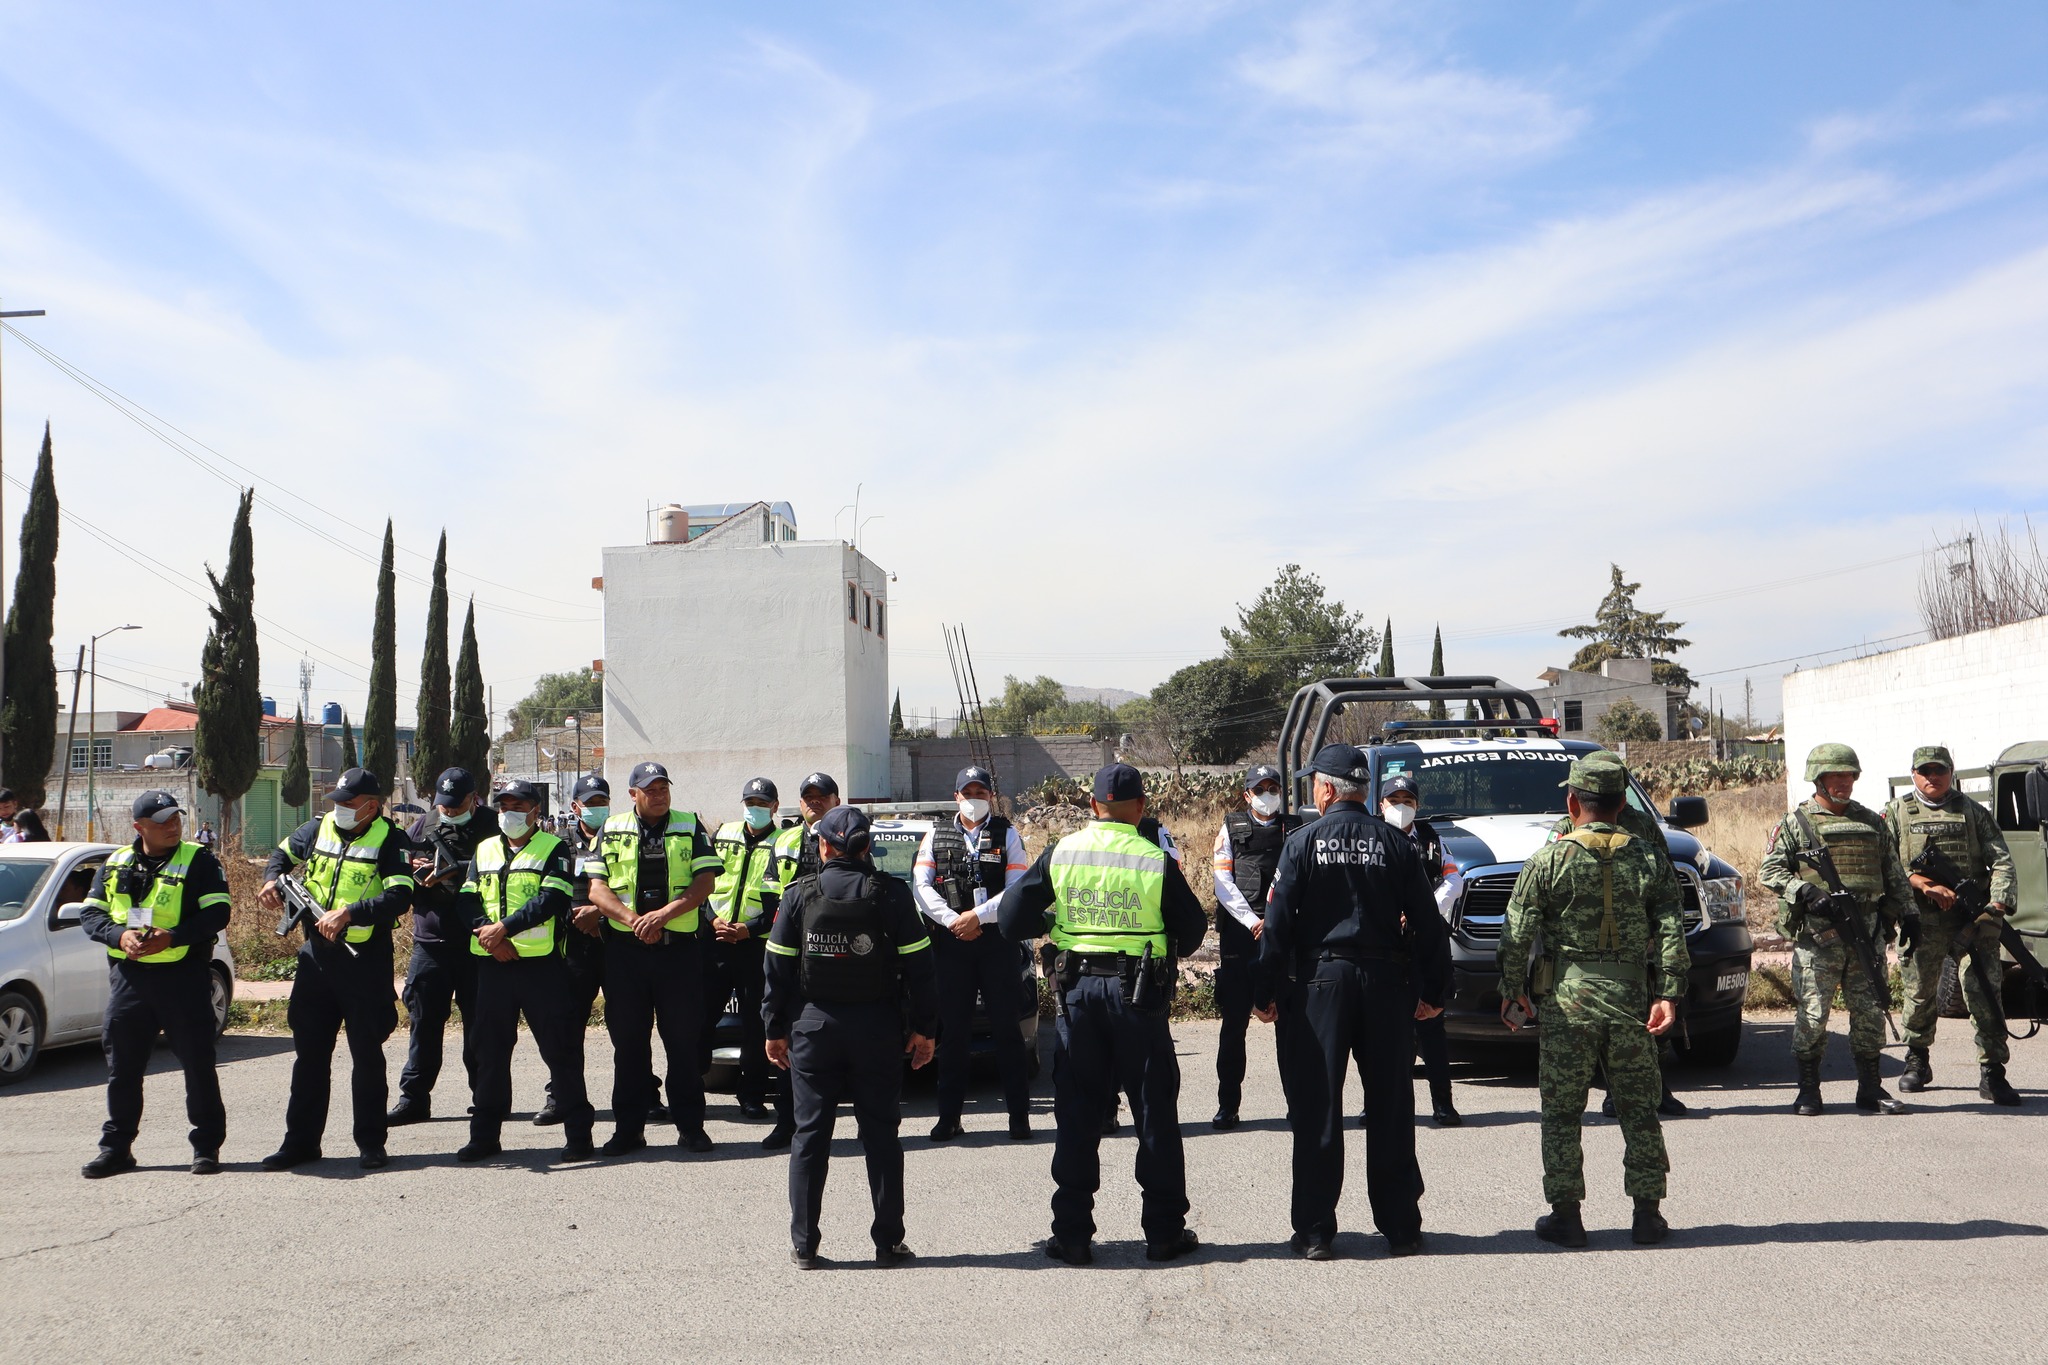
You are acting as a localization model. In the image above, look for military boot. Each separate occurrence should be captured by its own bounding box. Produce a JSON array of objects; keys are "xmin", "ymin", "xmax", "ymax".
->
[
  {"xmin": 1980, "ymin": 1064, "xmax": 2023, "ymax": 1107},
  {"xmin": 1792, "ymin": 1056, "xmax": 1824, "ymax": 1116},
  {"xmin": 1897, "ymin": 1046, "xmax": 1931, "ymax": 1093},
  {"xmin": 1854, "ymin": 1056, "xmax": 1905, "ymax": 1114},
  {"xmin": 1630, "ymin": 1198, "xmax": 1669, "ymax": 1246},
  {"xmin": 1535, "ymin": 1202, "xmax": 1587, "ymax": 1248}
]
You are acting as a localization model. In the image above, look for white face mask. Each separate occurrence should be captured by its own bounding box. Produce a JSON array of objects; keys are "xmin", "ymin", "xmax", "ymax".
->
[
  {"xmin": 1248, "ymin": 791, "xmax": 1283, "ymax": 818},
  {"xmin": 499, "ymin": 811, "xmax": 532, "ymax": 839},
  {"xmin": 332, "ymin": 804, "xmax": 365, "ymax": 831},
  {"xmin": 1381, "ymin": 802, "xmax": 1417, "ymax": 831},
  {"xmin": 957, "ymin": 797, "xmax": 991, "ymax": 824}
]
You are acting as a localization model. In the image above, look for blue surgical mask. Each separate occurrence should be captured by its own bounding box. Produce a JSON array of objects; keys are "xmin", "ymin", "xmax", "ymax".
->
[
  {"xmin": 578, "ymin": 804, "xmax": 607, "ymax": 831},
  {"xmin": 438, "ymin": 808, "xmax": 473, "ymax": 827},
  {"xmin": 744, "ymin": 805, "xmax": 774, "ymax": 831}
]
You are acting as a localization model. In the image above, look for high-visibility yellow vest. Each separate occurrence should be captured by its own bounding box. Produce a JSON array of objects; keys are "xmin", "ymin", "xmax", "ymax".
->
[
  {"xmin": 710, "ymin": 821, "xmax": 780, "ymax": 921},
  {"xmin": 93, "ymin": 842, "xmax": 228, "ymax": 964},
  {"xmin": 290, "ymin": 812, "xmax": 406, "ymax": 944},
  {"xmin": 464, "ymin": 831, "xmax": 574, "ymax": 958},
  {"xmin": 596, "ymin": 810, "xmax": 719, "ymax": 934},
  {"xmin": 1046, "ymin": 821, "xmax": 1168, "ymax": 958}
]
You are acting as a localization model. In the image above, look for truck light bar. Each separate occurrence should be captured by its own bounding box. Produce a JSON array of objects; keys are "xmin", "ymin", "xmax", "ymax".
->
[{"xmin": 1382, "ymin": 718, "xmax": 1561, "ymax": 734}]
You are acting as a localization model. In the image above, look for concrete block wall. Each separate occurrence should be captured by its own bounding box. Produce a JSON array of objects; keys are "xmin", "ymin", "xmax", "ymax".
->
[
  {"xmin": 891, "ymin": 735, "xmax": 1113, "ymax": 801},
  {"xmin": 1781, "ymin": 616, "xmax": 2048, "ymax": 809}
]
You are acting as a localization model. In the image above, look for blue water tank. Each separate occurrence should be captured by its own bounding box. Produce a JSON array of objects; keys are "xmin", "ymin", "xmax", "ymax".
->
[
  {"xmin": 322, "ymin": 702, "xmax": 343, "ymax": 726},
  {"xmin": 261, "ymin": 696, "xmax": 277, "ymax": 717}
]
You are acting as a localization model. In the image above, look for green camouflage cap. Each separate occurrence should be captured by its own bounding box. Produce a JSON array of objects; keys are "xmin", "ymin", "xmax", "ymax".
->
[
  {"xmin": 1562, "ymin": 752, "xmax": 1628, "ymax": 797},
  {"xmin": 1803, "ymin": 742, "xmax": 1861, "ymax": 783},
  {"xmin": 1911, "ymin": 745, "xmax": 1954, "ymax": 772}
]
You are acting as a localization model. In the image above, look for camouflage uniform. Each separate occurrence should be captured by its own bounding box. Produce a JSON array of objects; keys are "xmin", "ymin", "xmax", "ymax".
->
[
  {"xmin": 1503, "ymin": 762, "xmax": 1688, "ymax": 1205},
  {"xmin": 1883, "ymin": 746, "xmax": 2017, "ymax": 1072}
]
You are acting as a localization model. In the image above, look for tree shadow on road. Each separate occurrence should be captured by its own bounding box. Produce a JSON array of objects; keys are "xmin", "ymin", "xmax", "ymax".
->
[{"xmin": 9, "ymin": 1032, "xmax": 294, "ymax": 1096}]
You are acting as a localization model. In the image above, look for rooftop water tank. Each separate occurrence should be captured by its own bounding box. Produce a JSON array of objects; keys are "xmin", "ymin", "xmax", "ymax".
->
[
  {"xmin": 653, "ymin": 503, "xmax": 687, "ymax": 544},
  {"xmin": 321, "ymin": 701, "xmax": 343, "ymax": 726},
  {"xmin": 261, "ymin": 696, "xmax": 277, "ymax": 717}
]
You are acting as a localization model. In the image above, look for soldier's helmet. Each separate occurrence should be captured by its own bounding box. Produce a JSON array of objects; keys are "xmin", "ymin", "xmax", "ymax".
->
[{"xmin": 1804, "ymin": 742, "xmax": 1862, "ymax": 783}]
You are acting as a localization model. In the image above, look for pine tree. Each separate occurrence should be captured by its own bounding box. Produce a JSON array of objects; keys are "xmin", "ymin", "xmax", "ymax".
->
[
  {"xmin": 1427, "ymin": 626, "xmax": 1447, "ymax": 720},
  {"xmin": 1377, "ymin": 620, "xmax": 1394, "ymax": 677},
  {"xmin": 411, "ymin": 531, "xmax": 452, "ymax": 790},
  {"xmin": 0, "ymin": 424, "xmax": 59, "ymax": 806},
  {"xmin": 362, "ymin": 520, "xmax": 398, "ymax": 788},
  {"xmin": 281, "ymin": 706, "xmax": 310, "ymax": 814},
  {"xmin": 450, "ymin": 598, "xmax": 489, "ymax": 779},
  {"xmin": 340, "ymin": 711, "xmax": 358, "ymax": 768},
  {"xmin": 890, "ymin": 691, "xmax": 907, "ymax": 738},
  {"xmin": 194, "ymin": 489, "xmax": 263, "ymax": 832}
]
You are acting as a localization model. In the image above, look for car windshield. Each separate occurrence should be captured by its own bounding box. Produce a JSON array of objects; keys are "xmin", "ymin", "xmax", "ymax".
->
[
  {"xmin": 0, "ymin": 858, "xmax": 58, "ymax": 922},
  {"xmin": 866, "ymin": 828, "xmax": 926, "ymax": 882},
  {"xmin": 1382, "ymin": 747, "xmax": 1580, "ymax": 819}
]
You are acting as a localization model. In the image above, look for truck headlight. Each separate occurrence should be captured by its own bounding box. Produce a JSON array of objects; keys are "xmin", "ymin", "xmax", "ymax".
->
[{"xmin": 1698, "ymin": 875, "xmax": 1744, "ymax": 925}]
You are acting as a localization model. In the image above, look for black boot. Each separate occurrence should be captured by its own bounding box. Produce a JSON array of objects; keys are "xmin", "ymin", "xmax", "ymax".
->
[
  {"xmin": 82, "ymin": 1147, "xmax": 136, "ymax": 1180},
  {"xmin": 1897, "ymin": 1046, "xmax": 1931, "ymax": 1093},
  {"xmin": 1854, "ymin": 1055, "xmax": 1905, "ymax": 1114},
  {"xmin": 532, "ymin": 1097, "xmax": 563, "ymax": 1126},
  {"xmin": 1980, "ymin": 1063, "xmax": 2023, "ymax": 1107},
  {"xmin": 1631, "ymin": 1198, "xmax": 1669, "ymax": 1245},
  {"xmin": 385, "ymin": 1096, "xmax": 431, "ymax": 1126},
  {"xmin": 1430, "ymin": 1085, "xmax": 1462, "ymax": 1127},
  {"xmin": 1535, "ymin": 1201, "xmax": 1587, "ymax": 1248},
  {"xmin": 1792, "ymin": 1055, "xmax": 1823, "ymax": 1116}
]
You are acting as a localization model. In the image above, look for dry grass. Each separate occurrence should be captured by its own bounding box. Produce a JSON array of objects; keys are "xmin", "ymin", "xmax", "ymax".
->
[
  {"xmin": 1690, "ymin": 783, "xmax": 1787, "ymax": 932},
  {"xmin": 219, "ymin": 832, "xmax": 414, "ymax": 980}
]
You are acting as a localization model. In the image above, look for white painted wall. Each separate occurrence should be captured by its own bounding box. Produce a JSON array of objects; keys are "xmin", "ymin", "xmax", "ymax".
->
[
  {"xmin": 1781, "ymin": 616, "xmax": 2048, "ymax": 809},
  {"xmin": 601, "ymin": 536, "xmax": 890, "ymax": 823}
]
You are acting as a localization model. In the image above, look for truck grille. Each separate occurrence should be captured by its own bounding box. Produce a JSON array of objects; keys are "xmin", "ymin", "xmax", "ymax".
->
[{"xmin": 1455, "ymin": 874, "xmax": 1518, "ymax": 941}]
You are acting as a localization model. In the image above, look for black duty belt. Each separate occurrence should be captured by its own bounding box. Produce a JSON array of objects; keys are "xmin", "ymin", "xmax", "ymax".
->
[
  {"xmin": 1071, "ymin": 953, "xmax": 1135, "ymax": 976},
  {"xmin": 1317, "ymin": 947, "xmax": 1410, "ymax": 966}
]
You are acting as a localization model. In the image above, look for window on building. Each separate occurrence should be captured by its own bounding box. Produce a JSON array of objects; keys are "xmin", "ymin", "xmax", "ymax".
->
[
  {"xmin": 875, "ymin": 600, "xmax": 886, "ymax": 639},
  {"xmin": 762, "ymin": 509, "xmax": 771, "ymax": 542},
  {"xmin": 1562, "ymin": 700, "xmax": 1583, "ymax": 733},
  {"xmin": 848, "ymin": 583, "xmax": 859, "ymax": 623},
  {"xmin": 70, "ymin": 742, "xmax": 86, "ymax": 773},
  {"xmin": 864, "ymin": 592, "xmax": 873, "ymax": 630}
]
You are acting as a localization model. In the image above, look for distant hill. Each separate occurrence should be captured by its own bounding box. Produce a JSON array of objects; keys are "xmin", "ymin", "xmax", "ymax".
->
[{"xmin": 1063, "ymin": 684, "xmax": 1142, "ymax": 708}]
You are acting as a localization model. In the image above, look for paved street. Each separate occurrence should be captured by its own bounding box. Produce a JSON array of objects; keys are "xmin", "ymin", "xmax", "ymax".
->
[{"xmin": 5, "ymin": 1015, "xmax": 2046, "ymax": 1363}]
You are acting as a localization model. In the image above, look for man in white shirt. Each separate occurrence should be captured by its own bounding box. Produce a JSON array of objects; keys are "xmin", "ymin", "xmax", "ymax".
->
[
  {"xmin": 913, "ymin": 766, "xmax": 1033, "ymax": 1141},
  {"xmin": 1210, "ymin": 766, "xmax": 1304, "ymax": 1129}
]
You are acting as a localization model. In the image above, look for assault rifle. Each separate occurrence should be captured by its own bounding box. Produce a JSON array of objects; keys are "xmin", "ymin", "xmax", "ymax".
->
[
  {"xmin": 1791, "ymin": 812, "xmax": 1897, "ymax": 1040},
  {"xmin": 1910, "ymin": 842, "xmax": 2048, "ymax": 1041},
  {"xmin": 273, "ymin": 871, "xmax": 360, "ymax": 959},
  {"xmin": 414, "ymin": 823, "xmax": 467, "ymax": 890}
]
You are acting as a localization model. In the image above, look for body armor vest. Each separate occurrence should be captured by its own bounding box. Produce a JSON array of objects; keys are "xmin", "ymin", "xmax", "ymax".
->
[
  {"xmin": 1223, "ymin": 810, "xmax": 1301, "ymax": 913},
  {"xmin": 796, "ymin": 873, "xmax": 898, "ymax": 1004},
  {"xmin": 929, "ymin": 816, "xmax": 1012, "ymax": 906}
]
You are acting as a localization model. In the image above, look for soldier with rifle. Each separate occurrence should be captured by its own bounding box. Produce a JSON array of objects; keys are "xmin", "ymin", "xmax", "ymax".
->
[
  {"xmin": 1884, "ymin": 746, "xmax": 2023, "ymax": 1105},
  {"xmin": 389, "ymin": 768, "xmax": 498, "ymax": 1127},
  {"xmin": 1760, "ymin": 744, "xmax": 1917, "ymax": 1117}
]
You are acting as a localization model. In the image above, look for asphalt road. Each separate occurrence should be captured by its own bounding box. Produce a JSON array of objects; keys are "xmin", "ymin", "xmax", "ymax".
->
[{"xmin": 6, "ymin": 1015, "xmax": 2046, "ymax": 1363}]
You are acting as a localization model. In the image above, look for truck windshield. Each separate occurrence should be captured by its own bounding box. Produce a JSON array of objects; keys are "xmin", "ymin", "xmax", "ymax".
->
[{"xmin": 1382, "ymin": 748, "xmax": 1579, "ymax": 819}]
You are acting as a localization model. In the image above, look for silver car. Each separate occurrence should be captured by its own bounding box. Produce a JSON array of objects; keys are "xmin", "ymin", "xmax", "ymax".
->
[{"xmin": 0, "ymin": 841, "xmax": 236, "ymax": 1085}]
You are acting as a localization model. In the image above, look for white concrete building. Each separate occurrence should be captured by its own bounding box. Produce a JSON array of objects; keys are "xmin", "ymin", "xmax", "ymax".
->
[
  {"xmin": 599, "ymin": 500, "xmax": 890, "ymax": 822},
  {"xmin": 1530, "ymin": 657, "xmax": 1687, "ymax": 740},
  {"xmin": 1781, "ymin": 616, "xmax": 2048, "ymax": 809}
]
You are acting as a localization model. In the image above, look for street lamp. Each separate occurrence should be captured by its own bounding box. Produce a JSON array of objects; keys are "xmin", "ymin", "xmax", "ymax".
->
[
  {"xmin": 86, "ymin": 624, "xmax": 141, "ymax": 841},
  {"xmin": 566, "ymin": 713, "xmax": 581, "ymax": 782},
  {"xmin": 0, "ymin": 300, "xmax": 49, "ymax": 777}
]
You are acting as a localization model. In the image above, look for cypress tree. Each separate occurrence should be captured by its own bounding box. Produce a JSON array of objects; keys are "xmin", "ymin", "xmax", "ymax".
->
[
  {"xmin": 340, "ymin": 711, "xmax": 358, "ymax": 768},
  {"xmin": 890, "ymin": 691, "xmax": 907, "ymax": 738},
  {"xmin": 1428, "ymin": 625, "xmax": 1447, "ymax": 720},
  {"xmin": 0, "ymin": 424, "xmax": 59, "ymax": 806},
  {"xmin": 194, "ymin": 489, "xmax": 263, "ymax": 831},
  {"xmin": 450, "ymin": 598, "xmax": 489, "ymax": 778},
  {"xmin": 411, "ymin": 530, "xmax": 452, "ymax": 790},
  {"xmin": 281, "ymin": 706, "xmax": 310, "ymax": 814},
  {"xmin": 1377, "ymin": 619, "xmax": 1394, "ymax": 677},
  {"xmin": 362, "ymin": 520, "xmax": 398, "ymax": 788}
]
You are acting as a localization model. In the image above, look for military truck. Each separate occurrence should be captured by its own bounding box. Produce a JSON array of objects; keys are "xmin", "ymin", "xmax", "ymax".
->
[{"xmin": 1275, "ymin": 676, "xmax": 1754, "ymax": 1065}]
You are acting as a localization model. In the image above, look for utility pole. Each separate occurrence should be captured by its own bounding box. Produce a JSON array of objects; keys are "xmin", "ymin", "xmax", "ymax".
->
[
  {"xmin": 0, "ymin": 300, "xmax": 49, "ymax": 777},
  {"xmin": 54, "ymin": 645, "xmax": 84, "ymax": 837},
  {"xmin": 87, "ymin": 623, "xmax": 141, "ymax": 840}
]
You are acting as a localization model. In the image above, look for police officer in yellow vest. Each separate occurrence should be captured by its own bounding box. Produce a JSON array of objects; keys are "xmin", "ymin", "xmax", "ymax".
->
[
  {"xmin": 77, "ymin": 790, "xmax": 234, "ymax": 1178},
  {"xmin": 774, "ymin": 772, "xmax": 840, "ymax": 887},
  {"xmin": 258, "ymin": 767, "xmax": 417, "ymax": 1171},
  {"xmin": 586, "ymin": 760, "xmax": 723, "ymax": 1156},
  {"xmin": 706, "ymin": 776, "xmax": 792, "ymax": 1147},
  {"xmin": 998, "ymin": 764, "xmax": 1208, "ymax": 1265},
  {"xmin": 457, "ymin": 779, "xmax": 594, "ymax": 1162}
]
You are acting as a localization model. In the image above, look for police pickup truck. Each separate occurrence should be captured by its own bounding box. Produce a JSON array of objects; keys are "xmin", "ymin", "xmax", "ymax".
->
[{"xmin": 1277, "ymin": 677, "xmax": 1754, "ymax": 1065}]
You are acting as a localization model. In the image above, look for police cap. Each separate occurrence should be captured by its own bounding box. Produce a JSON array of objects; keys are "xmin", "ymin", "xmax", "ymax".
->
[
  {"xmin": 1244, "ymin": 764, "xmax": 1281, "ymax": 791},
  {"xmin": 743, "ymin": 776, "xmax": 779, "ymax": 802},
  {"xmin": 628, "ymin": 761, "xmax": 671, "ymax": 789},
  {"xmin": 1381, "ymin": 773, "xmax": 1419, "ymax": 800},
  {"xmin": 1308, "ymin": 744, "xmax": 1371, "ymax": 784},
  {"xmin": 1092, "ymin": 763, "xmax": 1145, "ymax": 803},
  {"xmin": 328, "ymin": 767, "xmax": 384, "ymax": 801},
  {"xmin": 954, "ymin": 765, "xmax": 994, "ymax": 794},
  {"xmin": 434, "ymin": 767, "xmax": 476, "ymax": 805},
  {"xmin": 132, "ymin": 789, "xmax": 183, "ymax": 822},
  {"xmin": 799, "ymin": 772, "xmax": 840, "ymax": 798},
  {"xmin": 572, "ymin": 772, "xmax": 610, "ymax": 803},
  {"xmin": 495, "ymin": 777, "xmax": 541, "ymax": 805},
  {"xmin": 815, "ymin": 804, "xmax": 871, "ymax": 853}
]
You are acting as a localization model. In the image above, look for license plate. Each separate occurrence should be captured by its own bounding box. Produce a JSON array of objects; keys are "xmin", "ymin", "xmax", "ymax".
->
[{"xmin": 1715, "ymin": 970, "xmax": 1749, "ymax": 994}]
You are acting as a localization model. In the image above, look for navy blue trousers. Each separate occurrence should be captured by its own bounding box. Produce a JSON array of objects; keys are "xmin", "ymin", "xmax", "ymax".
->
[
  {"xmin": 1049, "ymin": 974, "xmax": 1187, "ymax": 1246},
  {"xmin": 787, "ymin": 1000, "xmax": 906, "ymax": 1255},
  {"xmin": 934, "ymin": 930, "xmax": 1032, "ymax": 1124}
]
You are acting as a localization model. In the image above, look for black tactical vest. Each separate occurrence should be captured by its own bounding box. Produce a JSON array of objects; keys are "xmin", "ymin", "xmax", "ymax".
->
[
  {"xmin": 929, "ymin": 816, "xmax": 1012, "ymax": 902},
  {"xmin": 1224, "ymin": 810, "xmax": 1302, "ymax": 914},
  {"xmin": 796, "ymin": 874, "xmax": 897, "ymax": 1004}
]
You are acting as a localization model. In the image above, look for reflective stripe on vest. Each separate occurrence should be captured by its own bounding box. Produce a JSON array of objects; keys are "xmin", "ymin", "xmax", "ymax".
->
[
  {"xmin": 297, "ymin": 813, "xmax": 395, "ymax": 943},
  {"xmin": 97, "ymin": 842, "xmax": 214, "ymax": 964},
  {"xmin": 598, "ymin": 810, "xmax": 711, "ymax": 933},
  {"xmin": 1046, "ymin": 822, "xmax": 1168, "ymax": 958},
  {"xmin": 774, "ymin": 822, "xmax": 821, "ymax": 884},
  {"xmin": 710, "ymin": 822, "xmax": 779, "ymax": 921},
  {"xmin": 465, "ymin": 832, "xmax": 572, "ymax": 957}
]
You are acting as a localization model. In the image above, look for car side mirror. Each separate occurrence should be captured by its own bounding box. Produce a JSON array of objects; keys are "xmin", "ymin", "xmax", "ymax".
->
[
  {"xmin": 55, "ymin": 902, "xmax": 83, "ymax": 925},
  {"xmin": 1666, "ymin": 796, "xmax": 1709, "ymax": 830}
]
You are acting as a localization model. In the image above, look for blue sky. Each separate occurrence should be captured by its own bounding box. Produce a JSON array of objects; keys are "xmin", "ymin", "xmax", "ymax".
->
[{"xmin": 3, "ymin": 0, "xmax": 2046, "ymax": 734}]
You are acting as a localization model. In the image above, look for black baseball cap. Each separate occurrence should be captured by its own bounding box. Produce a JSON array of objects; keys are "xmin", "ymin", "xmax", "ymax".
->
[
  {"xmin": 628, "ymin": 761, "xmax": 670, "ymax": 789},
  {"xmin": 495, "ymin": 777, "xmax": 540, "ymax": 804},
  {"xmin": 572, "ymin": 772, "xmax": 610, "ymax": 803},
  {"xmin": 434, "ymin": 767, "xmax": 476, "ymax": 805},
  {"xmin": 1092, "ymin": 763, "xmax": 1145, "ymax": 802},
  {"xmin": 799, "ymin": 772, "xmax": 839, "ymax": 797},
  {"xmin": 1244, "ymin": 764, "xmax": 1281, "ymax": 791},
  {"xmin": 328, "ymin": 768, "xmax": 385, "ymax": 801},
  {"xmin": 1308, "ymin": 744, "xmax": 1370, "ymax": 783},
  {"xmin": 815, "ymin": 804, "xmax": 871, "ymax": 852},
  {"xmin": 743, "ymin": 777, "xmax": 779, "ymax": 802},
  {"xmin": 1382, "ymin": 773, "xmax": 1420, "ymax": 799},
  {"xmin": 132, "ymin": 789, "xmax": 183, "ymax": 822},
  {"xmin": 955, "ymin": 765, "xmax": 994, "ymax": 793}
]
